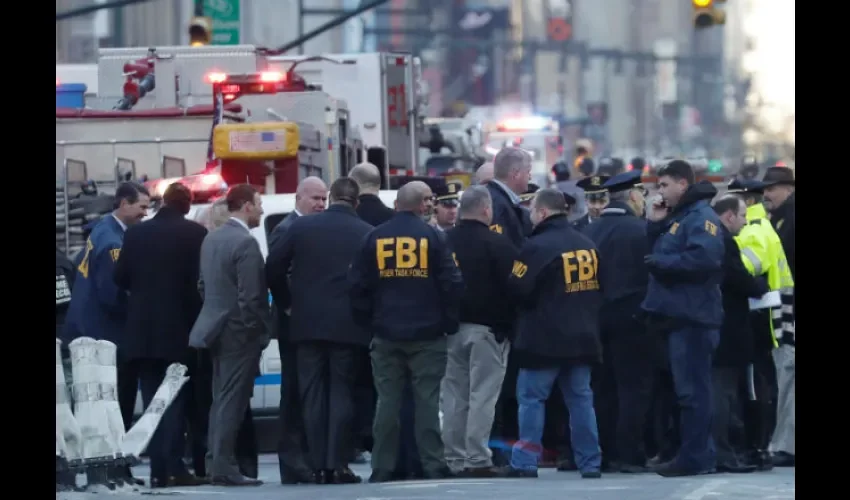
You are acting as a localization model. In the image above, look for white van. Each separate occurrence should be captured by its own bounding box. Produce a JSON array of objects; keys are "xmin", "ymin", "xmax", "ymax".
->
[{"xmin": 134, "ymin": 190, "xmax": 399, "ymax": 425}]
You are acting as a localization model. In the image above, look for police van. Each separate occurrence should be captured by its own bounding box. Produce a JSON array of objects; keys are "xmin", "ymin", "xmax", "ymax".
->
[{"xmin": 134, "ymin": 189, "xmax": 399, "ymax": 437}]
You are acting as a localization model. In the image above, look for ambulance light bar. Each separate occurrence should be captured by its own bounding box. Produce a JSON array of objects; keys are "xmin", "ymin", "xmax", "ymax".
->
[
  {"xmin": 205, "ymin": 71, "xmax": 289, "ymax": 101},
  {"xmin": 496, "ymin": 116, "xmax": 554, "ymax": 132},
  {"xmin": 144, "ymin": 173, "xmax": 227, "ymax": 203}
]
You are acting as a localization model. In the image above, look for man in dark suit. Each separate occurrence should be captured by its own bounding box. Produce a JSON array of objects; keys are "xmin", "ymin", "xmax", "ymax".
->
[
  {"xmin": 114, "ymin": 183, "xmax": 208, "ymax": 488},
  {"xmin": 189, "ymin": 184, "xmax": 271, "ymax": 487},
  {"xmin": 350, "ymin": 162, "xmax": 394, "ymax": 226},
  {"xmin": 266, "ymin": 177, "xmax": 328, "ymax": 484},
  {"xmin": 268, "ymin": 176, "xmax": 327, "ymax": 249},
  {"xmin": 711, "ymin": 195, "xmax": 767, "ymax": 473},
  {"xmin": 349, "ymin": 162, "xmax": 394, "ymax": 462},
  {"xmin": 267, "ymin": 178, "xmax": 373, "ymax": 484}
]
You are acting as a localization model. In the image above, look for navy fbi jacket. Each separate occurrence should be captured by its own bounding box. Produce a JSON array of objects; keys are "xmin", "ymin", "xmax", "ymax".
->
[
  {"xmin": 486, "ymin": 181, "xmax": 531, "ymax": 248},
  {"xmin": 582, "ymin": 201, "xmax": 649, "ymax": 306},
  {"xmin": 509, "ymin": 214, "xmax": 603, "ymax": 367},
  {"xmin": 349, "ymin": 211, "xmax": 464, "ymax": 341},
  {"xmin": 641, "ymin": 182, "xmax": 725, "ymax": 328},
  {"xmin": 62, "ymin": 215, "xmax": 128, "ymax": 345}
]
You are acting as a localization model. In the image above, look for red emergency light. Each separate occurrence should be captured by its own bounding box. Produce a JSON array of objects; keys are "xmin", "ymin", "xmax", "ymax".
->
[
  {"xmin": 144, "ymin": 172, "xmax": 227, "ymax": 203},
  {"xmin": 205, "ymin": 71, "xmax": 296, "ymax": 103}
]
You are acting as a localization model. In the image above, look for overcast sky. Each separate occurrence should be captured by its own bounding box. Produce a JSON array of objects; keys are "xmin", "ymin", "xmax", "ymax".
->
[{"xmin": 746, "ymin": 0, "xmax": 794, "ymax": 138}]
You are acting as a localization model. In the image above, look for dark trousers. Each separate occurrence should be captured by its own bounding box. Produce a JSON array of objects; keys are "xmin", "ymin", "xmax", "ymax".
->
[
  {"xmin": 650, "ymin": 370, "xmax": 679, "ymax": 460},
  {"xmin": 394, "ymin": 378, "xmax": 423, "ymax": 478},
  {"xmin": 131, "ymin": 358, "xmax": 186, "ymax": 480},
  {"xmin": 354, "ymin": 352, "xmax": 376, "ymax": 452},
  {"xmin": 296, "ymin": 341, "xmax": 359, "ymax": 471},
  {"xmin": 370, "ymin": 337, "xmax": 447, "ymax": 474},
  {"xmin": 591, "ymin": 342, "xmax": 618, "ymax": 465},
  {"xmin": 184, "ymin": 348, "xmax": 213, "ymax": 477},
  {"xmin": 118, "ymin": 355, "xmax": 140, "ymax": 432},
  {"xmin": 668, "ymin": 326, "xmax": 719, "ymax": 471},
  {"xmin": 742, "ymin": 351, "xmax": 777, "ymax": 453},
  {"xmin": 606, "ymin": 319, "xmax": 659, "ymax": 467},
  {"xmin": 277, "ymin": 340, "xmax": 310, "ymax": 476},
  {"xmin": 711, "ymin": 366, "xmax": 744, "ymax": 464}
]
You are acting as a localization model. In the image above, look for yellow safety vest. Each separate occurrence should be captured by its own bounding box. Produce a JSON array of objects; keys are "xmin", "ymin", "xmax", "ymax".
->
[{"xmin": 734, "ymin": 203, "xmax": 795, "ymax": 346}]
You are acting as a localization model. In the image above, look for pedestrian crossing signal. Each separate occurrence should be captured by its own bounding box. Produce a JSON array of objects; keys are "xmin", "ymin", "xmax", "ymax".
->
[{"xmin": 692, "ymin": 0, "xmax": 726, "ymax": 29}]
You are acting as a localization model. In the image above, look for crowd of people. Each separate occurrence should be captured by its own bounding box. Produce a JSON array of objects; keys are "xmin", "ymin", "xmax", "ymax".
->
[{"xmin": 54, "ymin": 149, "xmax": 795, "ymax": 488}]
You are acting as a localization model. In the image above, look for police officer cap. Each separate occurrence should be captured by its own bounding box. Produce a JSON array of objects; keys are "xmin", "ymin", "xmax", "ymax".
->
[
  {"xmin": 576, "ymin": 174, "xmax": 611, "ymax": 194},
  {"xmin": 602, "ymin": 170, "xmax": 644, "ymax": 193},
  {"xmin": 562, "ymin": 191, "xmax": 577, "ymax": 206},
  {"xmin": 519, "ymin": 183, "xmax": 540, "ymax": 203},
  {"xmin": 727, "ymin": 178, "xmax": 767, "ymax": 194},
  {"xmin": 434, "ymin": 180, "xmax": 462, "ymax": 206}
]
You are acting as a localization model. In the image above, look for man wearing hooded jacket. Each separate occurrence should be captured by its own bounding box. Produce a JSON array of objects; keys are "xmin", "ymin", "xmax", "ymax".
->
[{"xmin": 642, "ymin": 160, "xmax": 725, "ymax": 477}]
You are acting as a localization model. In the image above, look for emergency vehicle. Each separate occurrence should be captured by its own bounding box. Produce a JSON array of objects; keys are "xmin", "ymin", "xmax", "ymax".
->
[
  {"xmin": 483, "ymin": 116, "xmax": 564, "ymax": 185},
  {"xmin": 56, "ymin": 45, "xmax": 368, "ymax": 255},
  {"xmin": 267, "ymin": 52, "xmax": 424, "ymax": 181}
]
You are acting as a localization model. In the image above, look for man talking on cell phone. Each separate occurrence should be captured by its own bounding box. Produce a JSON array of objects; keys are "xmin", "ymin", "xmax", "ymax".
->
[{"xmin": 641, "ymin": 160, "xmax": 725, "ymax": 478}]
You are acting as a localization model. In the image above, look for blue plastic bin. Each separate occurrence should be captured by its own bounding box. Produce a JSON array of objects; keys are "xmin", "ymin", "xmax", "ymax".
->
[{"xmin": 56, "ymin": 83, "xmax": 88, "ymax": 109}]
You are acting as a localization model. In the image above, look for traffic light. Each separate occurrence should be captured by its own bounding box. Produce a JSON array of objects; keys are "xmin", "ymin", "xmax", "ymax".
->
[
  {"xmin": 692, "ymin": 0, "xmax": 726, "ymax": 29},
  {"xmin": 189, "ymin": 16, "xmax": 212, "ymax": 46}
]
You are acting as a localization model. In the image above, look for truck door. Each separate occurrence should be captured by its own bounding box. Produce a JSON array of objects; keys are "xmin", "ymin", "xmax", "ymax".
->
[{"xmin": 383, "ymin": 54, "xmax": 415, "ymax": 176}]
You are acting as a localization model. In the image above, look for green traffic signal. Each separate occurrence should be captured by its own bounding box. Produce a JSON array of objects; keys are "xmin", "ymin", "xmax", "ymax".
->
[{"xmin": 708, "ymin": 159, "xmax": 723, "ymax": 172}]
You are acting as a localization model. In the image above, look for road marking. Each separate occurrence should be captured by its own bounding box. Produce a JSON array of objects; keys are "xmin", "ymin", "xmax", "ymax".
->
[
  {"xmin": 383, "ymin": 480, "xmax": 498, "ymax": 488},
  {"xmin": 682, "ymin": 479, "xmax": 729, "ymax": 500}
]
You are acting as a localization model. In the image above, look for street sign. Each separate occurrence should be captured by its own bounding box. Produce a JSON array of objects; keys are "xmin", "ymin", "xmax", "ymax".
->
[{"xmin": 203, "ymin": 0, "xmax": 240, "ymax": 46}]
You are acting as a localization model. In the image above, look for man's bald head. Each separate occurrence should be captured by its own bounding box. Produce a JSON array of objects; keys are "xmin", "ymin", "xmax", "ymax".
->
[
  {"xmin": 295, "ymin": 176, "xmax": 328, "ymax": 215},
  {"xmin": 476, "ymin": 162, "xmax": 494, "ymax": 184},
  {"xmin": 349, "ymin": 162, "xmax": 383, "ymax": 194},
  {"xmin": 396, "ymin": 181, "xmax": 433, "ymax": 215}
]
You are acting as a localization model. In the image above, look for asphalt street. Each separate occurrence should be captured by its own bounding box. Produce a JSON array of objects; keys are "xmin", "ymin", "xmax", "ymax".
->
[{"xmin": 58, "ymin": 454, "xmax": 795, "ymax": 500}]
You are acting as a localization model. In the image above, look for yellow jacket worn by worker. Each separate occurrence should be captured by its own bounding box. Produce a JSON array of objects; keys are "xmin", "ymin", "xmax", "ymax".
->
[{"xmin": 735, "ymin": 202, "xmax": 794, "ymax": 346}]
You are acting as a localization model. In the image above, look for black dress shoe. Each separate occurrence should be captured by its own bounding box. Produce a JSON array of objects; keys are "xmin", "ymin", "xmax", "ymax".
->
[
  {"xmin": 601, "ymin": 461, "xmax": 621, "ymax": 473},
  {"xmin": 423, "ymin": 466, "xmax": 454, "ymax": 480},
  {"xmin": 459, "ymin": 466, "xmax": 501, "ymax": 478},
  {"xmin": 281, "ymin": 466, "xmax": 314, "ymax": 485},
  {"xmin": 369, "ymin": 470, "xmax": 395, "ymax": 483},
  {"xmin": 620, "ymin": 463, "xmax": 651, "ymax": 473},
  {"xmin": 331, "ymin": 467, "xmax": 362, "ymax": 484},
  {"xmin": 556, "ymin": 458, "xmax": 578, "ymax": 471},
  {"xmin": 211, "ymin": 474, "xmax": 263, "ymax": 486},
  {"xmin": 655, "ymin": 463, "xmax": 716, "ymax": 478},
  {"xmin": 124, "ymin": 467, "xmax": 145, "ymax": 486},
  {"xmin": 581, "ymin": 471, "xmax": 602, "ymax": 479},
  {"xmin": 495, "ymin": 466, "xmax": 538, "ymax": 478},
  {"xmin": 313, "ymin": 470, "xmax": 328, "ymax": 484},
  {"xmin": 716, "ymin": 461, "xmax": 757, "ymax": 473},
  {"xmin": 149, "ymin": 476, "xmax": 170, "ymax": 489},
  {"xmin": 772, "ymin": 452, "xmax": 795, "ymax": 467},
  {"xmin": 169, "ymin": 473, "xmax": 210, "ymax": 486}
]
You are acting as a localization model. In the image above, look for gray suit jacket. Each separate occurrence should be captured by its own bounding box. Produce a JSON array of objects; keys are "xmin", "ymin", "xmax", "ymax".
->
[{"xmin": 189, "ymin": 219, "xmax": 271, "ymax": 349}]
